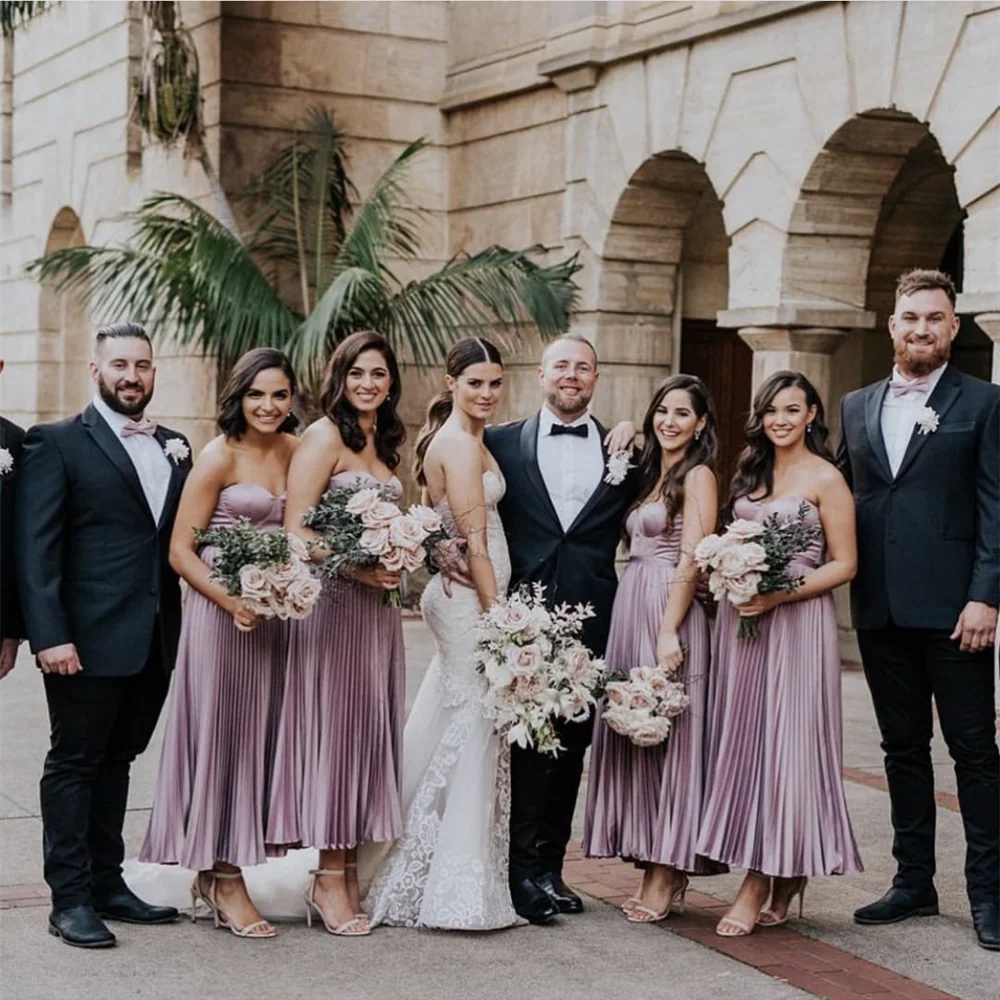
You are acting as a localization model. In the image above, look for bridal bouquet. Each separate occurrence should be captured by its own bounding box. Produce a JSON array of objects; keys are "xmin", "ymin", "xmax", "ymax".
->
[
  {"xmin": 302, "ymin": 484, "xmax": 445, "ymax": 607},
  {"xmin": 694, "ymin": 502, "xmax": 821, "ymax": 638},
  {"xmin": 194, "ymin": 518, "xmax": 321, "ymax": 620},
  {"xmin": 474, "ymin": 584, "xmax": 604, "ymax": 755},
  {"xmin": 601, "ymin": 665, "xmax": 689, "ymax": 747}
]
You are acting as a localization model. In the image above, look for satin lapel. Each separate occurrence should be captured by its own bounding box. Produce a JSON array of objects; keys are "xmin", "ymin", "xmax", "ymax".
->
[
  {"xmin": 567, "ymin": 418, "xmax": 611, "ymax": 535},
  {"xmin": 82, "ymin": 404, "xmax": 153, "ymax": 521},
  {"xmin": 895, "ymin": 365, "xmax": 963, "ymax": 482},
  {"xmin": 154, "ymin": 427, "xmax": 185, "ymax": 531},
  {"xmin": 864, "ymin": 379, "xmax": 893, "ymax": 483},
  {"xmin": 519, "ymin": 415, "xmax": 562, "ymax": 532}
]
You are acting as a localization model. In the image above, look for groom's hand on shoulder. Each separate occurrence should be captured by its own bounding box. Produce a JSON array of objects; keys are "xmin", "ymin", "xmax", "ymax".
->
[
  {"xmin": 950, "ymin": 601, "xmax": 998, "ymax": 654},
  {"xmin": 37, "ymin": 642, "xmax": 83, "ymax": 675}
]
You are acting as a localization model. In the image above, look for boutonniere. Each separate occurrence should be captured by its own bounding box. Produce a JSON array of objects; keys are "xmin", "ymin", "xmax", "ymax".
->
[
  {"xmin": 163, "ymin": 438, "xmax": 190, "ymax": 465},
  {"xmin": 0, "ymin": 447, "xmax": 12, "ymax": 476},
  {"xmin": 915, "ymin": 406, "xmax": 939, "ymax": 436},
  {"xmin": 604, "ymin": 450, "xmax": 633, "ymax": 486}
]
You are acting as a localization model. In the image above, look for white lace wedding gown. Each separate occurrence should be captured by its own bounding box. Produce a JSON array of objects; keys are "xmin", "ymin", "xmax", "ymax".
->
[
  {"xmin": 123, "ymin": 470, "xmax": 518, "ymax": 930},
  {"xmin": 362, "ymin": 470, "xmax": 519, "ymax": 929}
]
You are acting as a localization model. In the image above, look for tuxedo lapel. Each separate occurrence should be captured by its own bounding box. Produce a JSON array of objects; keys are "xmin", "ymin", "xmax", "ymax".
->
[
  {"xmin": 519, "ymin": 415, "xmax": 562, "ymax": 532},
  {"xmin": 895, "ymin": 364, "xmax": 963, "ymax": 481},
  {"xmin": 154, "ymin": 427, "xmax": 186, "ymax": 531},
  {"xmin": 82, "ymin": 404, "xmax": 153, "ymax": 521},
  {"xmin": 567, "ymin": 418, "xmax": 611, "ymax": 534},
  {"xmin": 864, "ymin": 379, "xmax": 893, "ymax": 483}
]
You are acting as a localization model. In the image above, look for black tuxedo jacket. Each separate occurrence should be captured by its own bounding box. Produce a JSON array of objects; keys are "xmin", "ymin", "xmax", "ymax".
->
[
  {"xmin": 14, "ymin": 404, "xmax": 192, "ymax": 676},
  {"xmin": 1, "ymin": 415, "xmax": 26, "ymax": 640},
  {"xmin": 836, "ymin": 364, "xmax": 1000, "ymax": 631},
  {"xmin": 486, "ymin": 414, "xmax": 640, "ymax": 657}
]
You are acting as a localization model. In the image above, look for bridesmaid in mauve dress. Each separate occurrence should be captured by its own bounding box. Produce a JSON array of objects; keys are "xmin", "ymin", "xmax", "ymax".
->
[
  {"xmin": 697, "ymin": 370, "xmax": 862, "ymax": 938},
  {"xmin": 267, "ymin": 330, "xmax": 406, "ymax": 937},
  {"xmin": 584, "ymin": 375, "xmax": 725, "ymax": 923},
  {"xmin": 140, "ymin": 348, "xmax": 301, "ymax": 938}
]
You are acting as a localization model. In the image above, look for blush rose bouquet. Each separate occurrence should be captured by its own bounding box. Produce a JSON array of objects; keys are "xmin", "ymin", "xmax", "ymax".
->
[
  {"xmin": 302, "ymin": 484, "xmax": 447, "ymax": 607},
  {"xmin": 474, "ymin": 583, "xmax": 604, "ymax": 755},
  {"xmin": 194, "ymin": 518, "xmax": 321, "ymax": 621},
  {"xmin": 694, "ymin": 501, "xmax": 821, "ymax": 638},
  {"xmin": 600, "ymin": 664, "xmax": 689, "ymax": 747}
]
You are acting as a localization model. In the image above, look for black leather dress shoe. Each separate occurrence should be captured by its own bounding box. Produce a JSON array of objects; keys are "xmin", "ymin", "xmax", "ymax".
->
[
  {"xmin": 971, "ymin": 900, "xmax": 999, "ymax": 951},
  {"xmin": 48, "ymin": 905, "xmax": 116, "ymax": 948},
  {"xmin": 94, "ymin": 886, "xmax": 179, "ymax": 925},
  {"xmin": 536, "ymin": 871, "xmax": 584, "ymax": 914},
  {"xmin": 510, "ymin": 876, "xmax": 559, "ymax": 925},
  {"xmin": 853, "ymin": 886, "xmax": 939, "ymax": 925}
]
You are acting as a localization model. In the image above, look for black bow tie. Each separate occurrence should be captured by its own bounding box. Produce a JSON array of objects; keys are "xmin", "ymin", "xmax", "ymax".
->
[{"xmin": 549, "ymin": 422, "xmax": 588, "ymax": 438}]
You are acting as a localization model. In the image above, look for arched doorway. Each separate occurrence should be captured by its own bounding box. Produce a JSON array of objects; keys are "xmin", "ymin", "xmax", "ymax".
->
[
  {"xmin": 38, "ymin": 208, "xmax": 89, "ymax": 422},
  {"xmin": 595, "ymin": 153, "xmax": 745, "ymax": 478}
]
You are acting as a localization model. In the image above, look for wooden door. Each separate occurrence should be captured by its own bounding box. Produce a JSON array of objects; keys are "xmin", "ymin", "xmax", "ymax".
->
[{"xmin": 679, "ymin": 319, "xmax": 753, "ymax": 490}]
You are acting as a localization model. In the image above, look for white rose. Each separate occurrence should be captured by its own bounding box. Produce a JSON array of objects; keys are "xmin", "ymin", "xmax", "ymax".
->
[
  {"xmin": 660, "ymin": 682, "xmax": 690, "ymax": 718},
  {"xmin": 629, "ymin": 716, "xmax": 672, "ymax": 747},
  {"xmin": 408, "ymin": 505, "xmax": 442, "ymax": 534},
  {"xmin": 629, "ymin": 665, "xmax": 656, "ymax": 685},
  {"xmin": 725, "ymin": 518, "xmax": 766, "ymax": 541},
  {"xmin": 359, "ymin": 526, "xmax": 391, "ymax": 556},
  {"xmin": 361, "ymin": 501, "xmax": 403, "ymax": 529},
  {"xmin": 605, "ymin": 682, "xmax": 631, "ymax": 709},
  {"xmin": 507, "ymin": 643, "xmax": 544, "ymax": 678},
  {"xmin": 629, "ymin": 689, "xmax": 656, "ymax": 711},
  {"xmin": 491, "ymin": 601, "xmax": 534, "ymax": 634},
  {"xmin": 389, "ymin": 514, "xmax": 428, "ymax": 551},
  {"xmin": 693, "ymin": 533, "xmax": 725, "ymax": 568},
  {"xmin": 726, "ymin": 572, "xmax": 762, "ymax": 605}
]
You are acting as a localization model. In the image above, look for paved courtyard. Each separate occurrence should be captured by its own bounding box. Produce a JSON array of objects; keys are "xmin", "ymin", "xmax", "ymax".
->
[{"xmin": 1, "ymin": 621, "xmax": 996, "ymax": 1000}]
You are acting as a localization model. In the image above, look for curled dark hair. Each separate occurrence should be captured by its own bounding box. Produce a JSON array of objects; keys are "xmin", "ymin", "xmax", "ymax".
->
[
  {"xmin": 725, "ymin": 370, "xmax": 833, "ymax": 520},
  {"xmin": 319, "ymin": 330, "xmax": 405, "ymax": 470},
  {"xmin": 217, "ymin": 348, "xmax": 298, "ymax": 439},
  {"xmin": 413, "ymin": 337, "xmax": 504, "ymax": 485},
  {"xmin": 628, "ymin": 375, "xmax": 718, "ymax": 539}
]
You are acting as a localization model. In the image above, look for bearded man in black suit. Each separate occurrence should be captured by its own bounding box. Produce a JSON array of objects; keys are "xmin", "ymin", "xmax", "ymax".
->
[{"xmin": 1, "ymin": 358, "xmax": 26, "ymax": 679}]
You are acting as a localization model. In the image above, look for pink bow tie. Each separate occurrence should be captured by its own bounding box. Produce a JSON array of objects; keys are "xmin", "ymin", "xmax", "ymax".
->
[
  {"xmin": 120, "ymin": 418, "xmax": 158, "ymax": 438},
  {"xmin": 889, "ymin": 374, "xmax": 931, "ymax": 398}
]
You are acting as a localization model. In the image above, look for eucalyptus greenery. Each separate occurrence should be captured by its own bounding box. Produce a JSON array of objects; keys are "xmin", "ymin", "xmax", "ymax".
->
[{"xmin": 193, "ymin": 518, "xmax": 294, "ymax": 596}]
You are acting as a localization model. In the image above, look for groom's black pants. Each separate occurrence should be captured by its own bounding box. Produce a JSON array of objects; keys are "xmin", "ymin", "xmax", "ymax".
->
[
  {"xmin": 40, "ymin": 635, "xmax": 169, "ymax": 909},
  {"xmin": 857, "ymin": 622, "xmax": 999, "ymax": 905},
  {"xmin": 510, "ymin": 720, "xmax": 589, "ymax": 879}
]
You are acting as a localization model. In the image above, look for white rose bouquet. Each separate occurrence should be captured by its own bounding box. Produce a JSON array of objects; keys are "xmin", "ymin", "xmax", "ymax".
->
[
  {"xmin": 600, "ymin": 664, "xmax": 690, "ymax": 747},
  {"xmin": 694, "ymin": 501, "xmax": 821, "ymax": 638},
  {"xmin": 302, "ymin": 484, "xmax": 446, "ymax": 607},
  {"xmin": 194, "ymin": 518, "xmax": 321, "ymax": 621},
  {"xmin": 474, "ymin": 583, "xmax": 604, "ymax": 755}
]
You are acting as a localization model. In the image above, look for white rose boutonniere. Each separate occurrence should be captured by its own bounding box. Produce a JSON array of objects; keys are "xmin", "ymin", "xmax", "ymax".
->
[
  {"xmin": 0, "ymin": 447, "xmax": 13, "ymax": 476},
  {"xmin": 915, "ymin": 407, "xmax": 939, "ymax": 436},
  {"xmin": 163, "ymin": 438, "xmax": 190, "ymax": 464},
  {"xmin": 604, "ymin": 450, "xmax": 633, "ymax": 486}
]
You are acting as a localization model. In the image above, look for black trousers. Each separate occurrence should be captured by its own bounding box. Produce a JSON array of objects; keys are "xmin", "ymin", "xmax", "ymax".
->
[
  {"xmin": 40, "ymin": 640, "xmax": 170, "ymax": 908},
  {"xmin": 509, "ymin": 719, "xmax": 589, "ymax": 879},
  {"xmin": 857, "ymin": 623, "xmax": 999, "ymax": 905}
]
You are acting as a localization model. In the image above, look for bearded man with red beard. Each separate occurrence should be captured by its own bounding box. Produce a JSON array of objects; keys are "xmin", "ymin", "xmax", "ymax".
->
[{"xmin": 836, "ymin": 269, "xmax": 999, "ymax": 950}]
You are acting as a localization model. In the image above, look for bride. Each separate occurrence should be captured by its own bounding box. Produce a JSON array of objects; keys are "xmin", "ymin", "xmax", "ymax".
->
[
  {"xmin": 124, "ymin": 336, "xmax": 518, "ymax": 930},
  {"xmin": 362, "ymin": 336, "xmax": 519, "ymax": 930}
]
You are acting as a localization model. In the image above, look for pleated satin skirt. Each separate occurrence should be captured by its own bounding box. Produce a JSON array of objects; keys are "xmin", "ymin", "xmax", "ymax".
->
[
  {"xmin": 140, "ymin": 589, "xmax": 290, "ymax": 870},
  {"xmin": 266, "ymin": 580, "xmax": 405, "ymax": 851},
  {"xmin": 582, "ymin": 556, "xmax": 725, "ymax": 874},
  {"xmin": 696, "ymin": 593, "xmax": 863, "ymax": 878}
]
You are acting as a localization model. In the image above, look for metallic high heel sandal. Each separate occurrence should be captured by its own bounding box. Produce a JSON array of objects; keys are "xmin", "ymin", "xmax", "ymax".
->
[
  {"xmin": 626, "ymin": 875, "xmax": 689, "ymax": 924},
  {"xmin": 304, "ymin": 869, "xmax": 371, "ymax": 936},
  {"xmin": 190, "ymin": 871, "xmax": 276, "ymax": 938},
  {"xmin": 344, "ymin": 860, "xmax": 367, "ymax": 919},
  {"xmin": 757, "ymin": 877, "xmax": 808, "ymax": 927}
]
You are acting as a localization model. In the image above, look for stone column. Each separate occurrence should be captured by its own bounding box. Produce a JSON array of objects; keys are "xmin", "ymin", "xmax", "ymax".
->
[{"xmin": 972, "ymin": 313, "xmax": 1000, "ymax": 385}]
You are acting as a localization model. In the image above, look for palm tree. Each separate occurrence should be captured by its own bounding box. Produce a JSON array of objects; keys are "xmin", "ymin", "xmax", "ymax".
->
[{"xmin": 26, "ymin": 108, "xmax": 581, "ymax": 387}]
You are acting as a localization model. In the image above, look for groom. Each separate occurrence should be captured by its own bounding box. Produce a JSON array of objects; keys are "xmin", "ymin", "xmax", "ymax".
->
[
  {"xmin": 836, "ymin": 270, "xmax": 999, "ymax": 950},
  {"xmin": 16, "ymin": 323, "xmax": 191, "ymax": 948},
  {"xmin": 484, "ymin": 334, "xmax": 639, "ymax": 923}
]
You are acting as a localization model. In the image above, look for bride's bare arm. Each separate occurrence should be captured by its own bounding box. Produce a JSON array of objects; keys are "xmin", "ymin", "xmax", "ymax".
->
[{"xmin": 439, "ymin": 436, "xmax": 498, "ymax": 612}]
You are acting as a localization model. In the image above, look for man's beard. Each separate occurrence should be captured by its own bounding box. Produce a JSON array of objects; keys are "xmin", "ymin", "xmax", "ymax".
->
[
  {"xmin": 97, "ymin": 373, "xmax": 154, "ymax": 417},
  {"xmin": 894, "ymin": 338, "xmax": 951, "ymax": 377},
  {"xmin": 546, "ymin": 386, "xmax": 592, "ymax": 420}
]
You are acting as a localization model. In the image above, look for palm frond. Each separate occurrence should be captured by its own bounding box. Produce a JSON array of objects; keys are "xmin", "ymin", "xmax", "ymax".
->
[
  {"xmin": 1, "ymin": 0, "xmax": 46, "ymax": 38},
  {"xmin": 379, "ymin": 246, "xmax": 582, "ymax": 365}
]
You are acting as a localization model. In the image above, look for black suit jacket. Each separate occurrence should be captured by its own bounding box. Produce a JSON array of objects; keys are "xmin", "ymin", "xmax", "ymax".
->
[
  {"xmin": 1, "ymin": 415, "xmax": 26, "ymax": 640},
  {"xmin": 836, "ymin": 364, "xmax": 1000, "ymax": 631},
  {"xmin": 14, "ymin": 404, "xmax": 191, "ymax": 676},
  {"xmin": 486, "ymin": 414, "xmax": 640, "ymax": 658}
]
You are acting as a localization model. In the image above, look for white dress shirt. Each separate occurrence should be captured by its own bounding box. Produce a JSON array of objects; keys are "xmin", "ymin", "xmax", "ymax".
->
[
  {"xmin": 536, "ymin": 405, "xmax": 604, "ymax": 532},
  {"xmin": 880, "ymin": 362, "xmax": 948, "ymax": 477},
  {"xmin": 92, "ymin": 395, "xmax": 172, "ymax": 521}
]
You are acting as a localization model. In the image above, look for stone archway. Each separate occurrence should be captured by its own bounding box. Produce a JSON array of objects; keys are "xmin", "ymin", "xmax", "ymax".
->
[
  {"xmin": 585, "ymin": 152, "xmax": 743, "ymax": 474},
  {"xmin": 38, "ymin": 207, "xmax": 90, "ymax": 422}
]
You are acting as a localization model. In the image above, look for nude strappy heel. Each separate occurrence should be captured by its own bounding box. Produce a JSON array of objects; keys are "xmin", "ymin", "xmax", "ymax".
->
[
  {"xmin": 190, "ymin": 871, "xmax": 276, "ymax": 939},
  {"xmin": 757, "ymin": 877, "xmax": 808, "ymax": 927},
  {"xmin": 304, "ymin": 869, "xmax": 371, "ymax": 936},
  {"xmin": 626, "ymin": 876, "xmax": 688, "ymax": 924}
]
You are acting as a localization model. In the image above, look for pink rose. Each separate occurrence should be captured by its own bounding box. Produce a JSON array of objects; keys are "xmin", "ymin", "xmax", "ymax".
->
[
  {"xmin": 400, "ymin": 545, "xmax": 426, "ymax": 573},
  {"xmin": 629, "ymin": 665, "xmax": 655, "ymax": 686},
  {"xmin": 629, "ymin": 717, "xmax": 672, "ymax": 747},
  {"xmin": 286, "ymin": 575, "xmax": 322, "ymax": 618},
  {"xmin": 507, "ymin": 643, "xmax": 544, "ymax": 678},
  {"xmin": 361, "ymin": 501, "xmax": 402, "ymax": 529},
  {"xmin": 389, "ymin": 514, "xmax": 427, "ymax": 551},
  {"xmin": 490, "ymin": 601, "xmax": 534, "ymax": 634},
  {"xmin": 239, "ymin": 564, "xmax": 268, "ymax": 600},
  {"xmin": 648, "ymin": 673, "xmax": 670, "ymax": 697},
  {"xmin": 345, "ymin": 487, "xmax": 382, "ymax": 517},
  {"xmin": 603, "ymin": 706, "xmax": 631, "ymax": 736},
  {"xmin": 660, "ymin": 683, "xmax": 690, "ymax": 718},
  {"xmin": 359, "ymin": 526, "xmax": 391, "ymax": 556},
  {"xmin": 565, "ymin": 646, "xmax": 592, "ymax": 681},
  {"xmin": 725, "ymin": 573, "xmax": 761, "ymax": 605},
  {"xmin": 694, "ymin": 533, "xmax": 725, "ymax": 569},
  {"xmin": 629, "ymin": 689, "xmax": 656, "ymax": 711},
  {"xmin": 408, "ymin": 504, "xmax": 442, "ymax": 534},
  {"xmin": 725, "ymin": 519, "xmax": 766, "ymax": 541},
  {"xmin": 380, "ymin": 546, "xmax": 406, "ymax": 572},
  {"xmin": 605, "ymin": 682, "xmax": 630, "ymax": 709}
]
